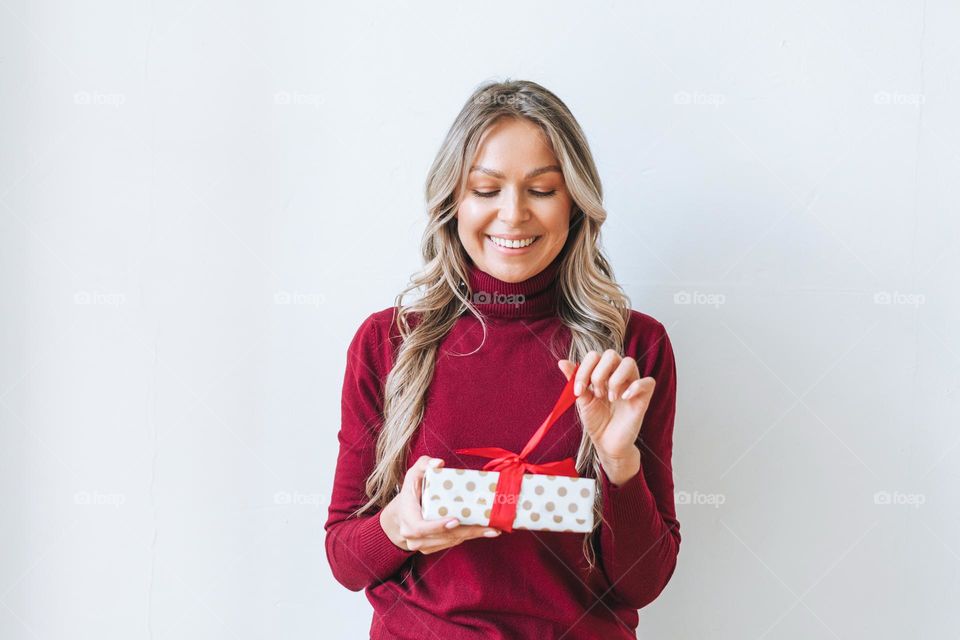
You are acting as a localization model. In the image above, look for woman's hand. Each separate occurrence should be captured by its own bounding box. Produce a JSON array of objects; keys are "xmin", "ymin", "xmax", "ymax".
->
[
  {"xmin": 380, "ymin": 455, "xmax": 502, "ymax": 554},
  {"xmin": 558, "ymin": 350, "xmax": 657, "ymax": 486}
]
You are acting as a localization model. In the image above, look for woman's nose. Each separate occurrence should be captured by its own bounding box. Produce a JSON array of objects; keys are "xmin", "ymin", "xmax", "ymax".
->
[{"xmin": 497, "ymin": 189, "xmax": 530, "ymax": 224}]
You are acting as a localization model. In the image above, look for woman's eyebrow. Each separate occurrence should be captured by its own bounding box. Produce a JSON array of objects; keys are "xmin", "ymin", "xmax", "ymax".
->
[{"xmin": 469, "ymin": 165, "xmax": 562, "ymax": 179}]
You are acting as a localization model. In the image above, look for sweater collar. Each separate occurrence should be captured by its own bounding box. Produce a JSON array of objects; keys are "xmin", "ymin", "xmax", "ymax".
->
[{"xmin": 464, "ymin": 255, "xmax": 563, "ymax": 319}]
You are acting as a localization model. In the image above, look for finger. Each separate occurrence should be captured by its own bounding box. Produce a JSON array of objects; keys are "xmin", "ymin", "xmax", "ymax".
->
[
  {"xmin": 400, "ymin": 457, "xmax": 460, "ymax": 535},
  {"xmin": 405, "ymin": 526, "xmax": 501, "ymax": 553},
  {"xmin": 412, "ymin": 523, "xmax": 495, "ymax": 539},
  {"xmin": 418, "ymin": 529, "xmax": 501, "ymax": 555},
  {"xmin": 574, "ymin": 351, "xmax": 601, "ymax": 396},
  {"xmin": 453, "ymin": 525, "xmax": 502, "ymax": 541},
  {"xmin": 408, "ymin": 524, "xmax": 500, "ymax": 546},
  {"xmin": 403, "ymin": 455, "xmax": 444, "ymax": 501},
  {"xmin": 590, "ymin": 349, "xmax": 622, "ymax": 399},
  {"xmin": 622, "ymin": 376, "xmax": 656, "ymax": 402},
  {"xmin": 402, "ymin": 513, "xmax": 463, "ymax": 539},
  {"xmin": 557, "ymin": 359, "xmax": 576, "ymax": 381},
  {"xmin": 607, "ymin": 357, "xmax": 638, "ymax": 401}
]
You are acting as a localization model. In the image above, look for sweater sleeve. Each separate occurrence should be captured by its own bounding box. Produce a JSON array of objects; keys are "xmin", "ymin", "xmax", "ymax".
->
[
  {"xmin": 597, "ymin": 320, "xmax": 681, "ymax": 609},
  {"xmin": 324, "ymin": 311, "xmax": 416, "ymax": 592}
]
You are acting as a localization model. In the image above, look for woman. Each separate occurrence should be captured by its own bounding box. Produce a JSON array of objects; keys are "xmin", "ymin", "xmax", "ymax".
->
[{"xmin": 324, "ymin": 79, "xmax": 680, "ymax": 639}]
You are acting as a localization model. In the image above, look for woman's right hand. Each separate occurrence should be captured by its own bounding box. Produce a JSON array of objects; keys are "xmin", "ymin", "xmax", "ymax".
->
[{"xmin": 380, "ymin": 455, "xmax": 502, "ymax": 554}]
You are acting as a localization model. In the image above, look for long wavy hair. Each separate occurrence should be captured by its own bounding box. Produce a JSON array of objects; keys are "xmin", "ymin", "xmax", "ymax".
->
[{"xmin": 352, "ymin": 79, "xmax": 632, "ymax": 570}]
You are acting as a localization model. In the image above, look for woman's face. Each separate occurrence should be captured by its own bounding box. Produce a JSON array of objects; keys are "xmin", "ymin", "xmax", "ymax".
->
[{"xmin": 456, "ymin": 117, "xmax": 573, "ymax": 283}]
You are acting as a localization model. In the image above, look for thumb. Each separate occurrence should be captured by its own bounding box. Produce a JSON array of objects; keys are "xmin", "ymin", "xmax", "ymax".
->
[
  {"xmin": 557, "ymin": 359, "xmax": 577, "ymax": 381},
  {"xmin": 559, "ymin": 360, "xmax": 598, "ymax": 410}
]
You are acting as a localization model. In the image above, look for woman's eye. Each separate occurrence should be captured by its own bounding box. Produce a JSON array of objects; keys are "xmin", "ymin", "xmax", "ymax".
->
[{"xmin": 471, "ymin": 189, "xmax": 556, "ymax": 198}]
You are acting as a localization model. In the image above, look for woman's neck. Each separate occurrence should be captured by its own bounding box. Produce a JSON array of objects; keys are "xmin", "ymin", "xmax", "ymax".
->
[{"xmin": 464, "ymin": 255, "xmax": 563, "ymax": 319}]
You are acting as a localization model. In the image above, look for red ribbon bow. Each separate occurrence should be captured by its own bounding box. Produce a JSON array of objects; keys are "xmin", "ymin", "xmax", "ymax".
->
[{"xmin": 455, "ymin": 364, "xmax": 581, "ymax": 532}]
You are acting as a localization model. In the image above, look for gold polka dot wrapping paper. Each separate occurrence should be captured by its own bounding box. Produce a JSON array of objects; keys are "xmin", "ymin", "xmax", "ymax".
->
[
  {"xmin": 419, "ymin": 365, "xmax": 599, "ymax": 533},
  {"xmin": 420, "ymin": 467, "xmax": 596, "ymax": 533}
]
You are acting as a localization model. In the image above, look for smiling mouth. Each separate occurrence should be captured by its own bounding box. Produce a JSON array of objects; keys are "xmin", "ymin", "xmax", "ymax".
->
[{"xmin": 486, "ymin": 235, "xmax": 540, "ymax": 249}]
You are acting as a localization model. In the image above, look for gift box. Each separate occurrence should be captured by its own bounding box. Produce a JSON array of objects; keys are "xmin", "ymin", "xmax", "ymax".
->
[
  {"xmin": 420, "ymin": 364, "xmax": 597, "ymax": 533},
  {"xmin": 421, "ymin": 467, "xmax": 596, "ymax": 532}
]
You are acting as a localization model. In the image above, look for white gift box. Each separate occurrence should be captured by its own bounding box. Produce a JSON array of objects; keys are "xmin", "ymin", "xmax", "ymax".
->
[{"xmin": 421, "ymin": 467, "xmax": 596, "ymax": 533}]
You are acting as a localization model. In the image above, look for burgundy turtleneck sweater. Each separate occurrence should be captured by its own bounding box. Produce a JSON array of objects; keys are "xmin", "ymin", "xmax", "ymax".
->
[{"xmin": 324, "ymin": 255, "xmax": 681, "ymax": 639}]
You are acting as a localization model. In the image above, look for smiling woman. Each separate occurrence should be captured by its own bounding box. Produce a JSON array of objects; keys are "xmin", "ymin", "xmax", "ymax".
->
[
  {"xmin": 324, "ymin": 79, "xmax": 681, "ymax": 640},
  {"xmin": 457, "ymin": 117, "xmax": 573, "ymax": 281}
]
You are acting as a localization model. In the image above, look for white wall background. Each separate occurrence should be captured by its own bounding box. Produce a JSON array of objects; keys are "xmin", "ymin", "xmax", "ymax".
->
[{"xmin": 1, "ymin": 1, "xmax": 958, "ymax": 638}]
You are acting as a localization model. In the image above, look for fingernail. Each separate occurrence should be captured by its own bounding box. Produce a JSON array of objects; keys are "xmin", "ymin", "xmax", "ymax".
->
[
  {"xmin": 484, "ymin": 529, "xmax": 500, "ymax": 537},
  {"xmin": 574, "ymin": 381, "xmax": 582, "ymax": 396},
  {"xmin": 621, "ymin": 388, "xmax": 633, "ymax": 400},
  {"xmin": 429, "ymin": 458, "xmax": 442, "ymax": 468},
  {"xmin": 445, "ymin": 519, "xmax": 459, "ymax": 529},
  {"xmin": 608, "ymin": 389, "xmax": 615, "ymax": 402}
]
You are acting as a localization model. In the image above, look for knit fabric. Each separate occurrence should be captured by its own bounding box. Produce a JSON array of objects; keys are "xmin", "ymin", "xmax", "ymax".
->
[{"xmin": 324, "ymin": 255, "xmax": 681, "ymax": 639}]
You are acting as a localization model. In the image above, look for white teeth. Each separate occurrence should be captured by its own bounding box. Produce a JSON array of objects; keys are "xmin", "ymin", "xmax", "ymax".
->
[{"xmin": 489, "ymin": 236, "xmax": 536, "ymax": 249}]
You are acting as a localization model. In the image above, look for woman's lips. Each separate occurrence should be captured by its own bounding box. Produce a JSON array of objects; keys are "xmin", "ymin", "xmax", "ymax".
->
[{"xmin": 486, "ymin": 235, "xmax": 541, "ymax": 254}]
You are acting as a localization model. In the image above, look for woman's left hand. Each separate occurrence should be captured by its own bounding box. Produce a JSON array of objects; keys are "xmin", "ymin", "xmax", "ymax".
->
[{"xmin": 558, "ymin": 350, "xmax": 657, "ymax": 486}]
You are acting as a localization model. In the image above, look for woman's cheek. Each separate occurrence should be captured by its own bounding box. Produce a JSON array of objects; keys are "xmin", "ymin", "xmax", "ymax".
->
[
  {"xmin": 537, "ymin": 199, "xmax": 570, "ymax": 229},
  {"xmin": 459, "ymin": 201, "xmax": 489, "ymax": 231},
  {"xmin": 457, "ymin": 202, "xmax": 488, "ymax": 247}
]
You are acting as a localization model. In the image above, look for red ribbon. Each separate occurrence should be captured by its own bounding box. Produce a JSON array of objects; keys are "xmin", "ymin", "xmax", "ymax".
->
[{"xmin": 455, "ymin": 364, "xmax": 581, "ymax": 532}]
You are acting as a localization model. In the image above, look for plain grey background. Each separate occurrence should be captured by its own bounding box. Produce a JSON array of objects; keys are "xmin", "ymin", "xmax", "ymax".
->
[{"xmin": 2, "ymin": 1, "xmax": 958, "ymax": 638}]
